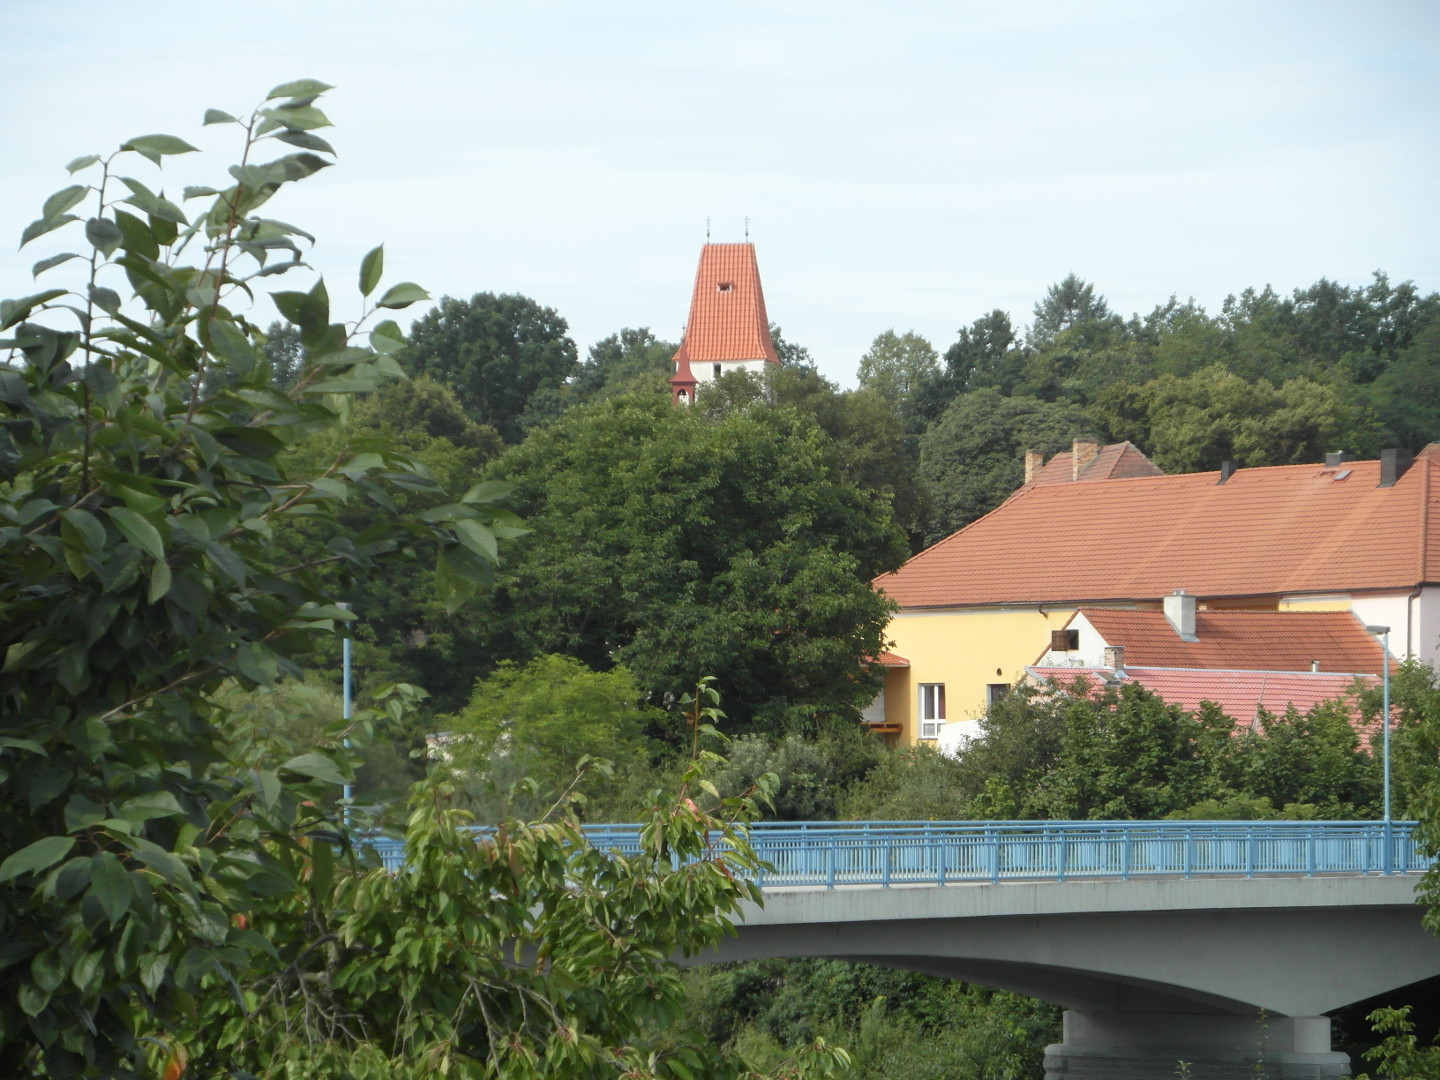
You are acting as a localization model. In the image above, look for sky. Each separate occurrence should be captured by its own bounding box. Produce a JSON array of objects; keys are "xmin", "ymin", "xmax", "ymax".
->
[{"xmin": 2, "ymin": 0, "xmax": 1437, "ymax": 388}]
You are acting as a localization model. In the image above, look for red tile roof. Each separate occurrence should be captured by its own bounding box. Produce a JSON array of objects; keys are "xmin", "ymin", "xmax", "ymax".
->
[
  {"xmin": 1069, "ymin": 609, "xmax": 1388, "ymax": 674},
  {"xmin": 671, "ymin": 243, "xmax": 779, "ymax": 369},
  {"xmin": 1027, "ymin": 665, "xmax": 1379, "ymax": 745},
  {"xmin": 1025, "ymin": 441, "xmax": 1163, "ymax": 487},
  {"xmin": 877, "ymin": 455, "xmax": 1440, "ymax": 608},
  {"xmin": 873, "ymin": 651, "xmax": 910, "ymax": 667}
]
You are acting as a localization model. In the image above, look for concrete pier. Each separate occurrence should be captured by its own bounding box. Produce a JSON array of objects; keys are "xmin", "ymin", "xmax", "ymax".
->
[{"xmin": 1044, "ymin": 1012, "xmax": 1351, "ymax": 1079}]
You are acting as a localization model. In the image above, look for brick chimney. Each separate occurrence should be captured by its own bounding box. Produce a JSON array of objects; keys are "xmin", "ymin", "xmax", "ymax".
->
[
  {"xmin": 1024, "ymin": 449, "xmax": 1044, "ymax": 484},
  {"xmin": 1072, "ymin": 439, "xmax": 1099, "ymax": 480},
  {"xmin": 1102, "ymin": 645, "xmax": 1125, "ymax": 673}
]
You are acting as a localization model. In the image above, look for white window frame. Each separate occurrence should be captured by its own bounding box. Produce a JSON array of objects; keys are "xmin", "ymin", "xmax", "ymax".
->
[{"xmin": 919, "ymin": 683, "xmax": 946, "ymax": 740}]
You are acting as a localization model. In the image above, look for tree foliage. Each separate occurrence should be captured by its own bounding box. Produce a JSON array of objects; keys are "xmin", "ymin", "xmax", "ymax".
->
[
  {"xmin": 916, "ymin": 390, "xmax": 1098, "ymax": 540},
  {"xmin": 572, "ymin": 327, "xmax": 677, "ymax": 402},
  {"xmin": 162, "ymin": 682, "xmax": 852, "ymax": 1080},
  {"xmin": 403, "ymin": 292, "xmax": 578, "ymax": 443},
  {"xmin": 856, "ymin": 330, "xmax": 938, "ymax": 405},
  {"xmin": 0, "ymin": 82, "xmax": 520, "ymax": 1076},
  {"xmin": 476, "ymin": 394, "xmax": 906, "ymax": 732},
  {"xmin": 446, "ymin": 654, "xmax": 661, "ymax": 819}
]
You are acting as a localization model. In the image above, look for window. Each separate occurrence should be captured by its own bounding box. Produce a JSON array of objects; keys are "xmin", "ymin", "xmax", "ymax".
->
[
  {"xmin": 713, "ymin": 362, "xmax": 722, "ymax": 379},
  {"xmin": 919, "ymin": 683, "xmax": 945, "ymax": 739},
  {"xmin": 986, "ymin": 683, "xmax": 1009, "ymax": 713},
  {"xmin": 717, "ymin": 281, "xmax": 734, "ymax": 292}
]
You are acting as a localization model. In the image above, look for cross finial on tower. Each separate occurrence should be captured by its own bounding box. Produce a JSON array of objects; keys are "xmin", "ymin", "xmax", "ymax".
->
[
  {"xmin": 744, "ymin": 216, "xmax": 750, "ymax": 240},
  {"xmin": 706, "ymin": 217, "xmax": 711, "ymax": 241}
]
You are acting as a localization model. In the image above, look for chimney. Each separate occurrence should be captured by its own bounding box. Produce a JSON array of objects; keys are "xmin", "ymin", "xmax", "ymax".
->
[
  {"xmin": 1380, "ymin": 448, "xmax": 1415, "ymax": 488},
  {"xmin": 1310, "ymin": 660, "xmax": 1320, "ymax": 673},
  {"xmin": 1102, "ymin": 645, "xmax": 1125, "ymax": 673},
  {"xmin": 1163, "ymin": 589, "xmax": 1198, "ymax": 641},
  {"xmin": 1024, "ymin": 449, "xmax": 1044, "ymax": 484},
  {"xmin": 1217, "ymin": 460, "xmax": 1237, "ymax": 484},
  {"xmin": 1072, "ymin": 439, "xmax": 1099, "ymax": 481},
  {"xmin": 1325, "ymin": 452, "xmax": 1356, "ymax": 467}
]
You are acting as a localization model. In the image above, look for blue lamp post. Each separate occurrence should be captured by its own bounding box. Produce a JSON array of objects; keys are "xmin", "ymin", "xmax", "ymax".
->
[
  {"xmin": 1364, "ymin": 624, "xmax": 1391, "ymax": 872},
  {"xmin": 340, "ymin": 602, "xmax": 353, "ymax": 828}
]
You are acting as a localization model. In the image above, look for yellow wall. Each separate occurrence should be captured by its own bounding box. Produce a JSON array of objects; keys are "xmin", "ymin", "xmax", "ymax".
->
[
  {"xmin": 1278, "ymin": 595, "xmax": 1354, "ymax": 612},
  {"xmin": 883, "ymin": 607, "xmax": 1081, "ymax": 745}
]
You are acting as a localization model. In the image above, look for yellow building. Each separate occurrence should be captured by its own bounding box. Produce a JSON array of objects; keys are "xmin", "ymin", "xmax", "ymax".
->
[{"xmin": 871, "ymin": 442, "xmax": 1440, "ymax": 747}]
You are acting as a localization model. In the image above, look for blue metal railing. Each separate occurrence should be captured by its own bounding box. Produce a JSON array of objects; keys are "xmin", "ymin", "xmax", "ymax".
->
[{"xmin": 362, "ymin": 820, "xmax": 1429, "ymax": 887}]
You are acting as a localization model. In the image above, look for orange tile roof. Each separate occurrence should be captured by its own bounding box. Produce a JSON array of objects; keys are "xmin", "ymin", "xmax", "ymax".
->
[
  {"xmin": 877, "ymin": 455, "xmax": 1440, "ymax": 608},
  {"xmin": 1027, "ymin": 666, "xmax": 1379, "ymax": 745},
  {"xmin": 873, "ymin": 651, "xmax": 910, "ymax": 667},
  {"xmin": 671, "ymin": 243, "xmax": 779, "ymax": 368},
  {"xmin": 1024, "ymin": 441, "xmax": 1163, "ymax": 487},
  {"xmin": 1068, "ymin": 609, "xmax": 1388, "ymax": 674}
]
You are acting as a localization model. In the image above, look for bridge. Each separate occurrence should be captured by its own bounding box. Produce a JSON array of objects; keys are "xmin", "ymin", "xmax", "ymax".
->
[{"xmin": 370, "ymin": 820, "xmax": 1439, "ymax": 1078}]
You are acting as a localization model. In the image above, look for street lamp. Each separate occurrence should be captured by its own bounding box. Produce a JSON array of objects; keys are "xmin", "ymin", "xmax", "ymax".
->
[{"xmin": 1364, "ymin": 624, "xmax": 1391, "ymax": 872}]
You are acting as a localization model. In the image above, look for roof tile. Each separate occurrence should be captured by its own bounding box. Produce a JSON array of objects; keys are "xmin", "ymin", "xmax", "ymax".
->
[
  {"xmin": 878, "ymin": 456, "xmax": 1440, "ymax": 607},
  {"xmin": 1067, "ymin": 609, "xmax": 1387, "ymax": 674}
]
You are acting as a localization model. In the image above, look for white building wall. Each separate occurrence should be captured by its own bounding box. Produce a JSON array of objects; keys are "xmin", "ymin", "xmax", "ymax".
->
[{"xmin": 693, "ymin": 358, "xmax": 770, "ymax": 385}]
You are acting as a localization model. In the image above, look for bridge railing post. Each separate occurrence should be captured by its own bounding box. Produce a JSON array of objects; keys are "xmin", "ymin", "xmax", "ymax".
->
[{"xmin": 987, "ymin": 825, "xmax": 998, "ymax": 884}]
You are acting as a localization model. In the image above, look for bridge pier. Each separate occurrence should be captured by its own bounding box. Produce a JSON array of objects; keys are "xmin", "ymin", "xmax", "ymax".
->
[{"xmin": 1044, "ymin": 1011, "xmax": 1351, "ymax": 1079}]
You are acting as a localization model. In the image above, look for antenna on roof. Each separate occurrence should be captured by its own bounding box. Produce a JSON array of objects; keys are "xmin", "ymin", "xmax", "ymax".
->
[
  {"xmin": 705, "ymin": 217, "xmax": 711, "ymax": 242},
  {"xmin": 744, "ymin": 216, "xmax": 750, "ymax": 241}
]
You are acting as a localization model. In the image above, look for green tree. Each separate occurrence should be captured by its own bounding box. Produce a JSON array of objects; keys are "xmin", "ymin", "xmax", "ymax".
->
[
  {"xmin": 1094, "ymin": 365, "xmax": 1384, "ymax": 473},
  {"xmin": 856, "ymin": 329, "xmax": 939, "ymax": 405},
  {"xmin": 0, "ymin": 82, "xmax": 514, "ymax": 1075},
  {"xmin": 446, "ymin": 654, "xmax": 661, "ymax": 819},
  {"xmin": 700, "ymin": 365, "xmax": 930, "ymax": 545},
  {"xmin": 573, "ymin": 326, "xmax": 677, "ymax": 401},
  {"xmin": 404, "ymin": 292, "xmax": 578, "ymax": 442},
  {"xmin": 477, "ymin": 394, "xmax": 906, "ymax": 733},
  {"xmin": 769, "ymin": 323, "xmax": 813, "ymax": 369},
  {"xmin": 1028, "ymin": 273, "xmax": 1124, "ymax": 350},
  {"xmin": 916, "ymin": 390, "xmax": 1099, "ymax": 541},
  {"xmin": 267, "ymin": 375, "xmax": 515, "ymax": 715},
  {"xmin": 943, "ymin": 309, "xmax": 1023, "ymax": 395},
  {"xmin": 166, "ymin": 685, "xmax": 853, "ymax": 1079}
]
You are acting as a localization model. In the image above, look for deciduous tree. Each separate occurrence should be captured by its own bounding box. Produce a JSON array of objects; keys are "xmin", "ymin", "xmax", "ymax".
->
[
  {"xmin": 0, "ymin": 82, "xmax": 514, "ymax": 1075},
  {"xmin": 404, "ymin": 292, "xmax": 578, "ymax": 442}
]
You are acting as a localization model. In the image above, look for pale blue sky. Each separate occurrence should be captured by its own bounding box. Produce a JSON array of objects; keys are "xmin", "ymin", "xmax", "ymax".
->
[{"xmin": 3, "ymin": 0, "xmax": 1436, "ymax": 386}]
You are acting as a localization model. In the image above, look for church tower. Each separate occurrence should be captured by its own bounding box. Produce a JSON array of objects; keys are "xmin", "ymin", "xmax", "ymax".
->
[{"xmin": 669, "ymin": 242, "xmax": 780, "ymax": 405}]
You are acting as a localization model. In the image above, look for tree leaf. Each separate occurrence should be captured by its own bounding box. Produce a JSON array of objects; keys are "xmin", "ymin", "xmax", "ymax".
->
[
  {"xmin": 20, "ymin": 214, "xmax": 79, "ymax": 248},
  {"xmin": 108, "ymin": 506, "xmax": 165, "ymax": 561},
  {"xmin": 0, "ymin": 836, "xmax": 75, "ymax": 883},
  {"xmin": 42, "ymin": 185, "xmax": 89, "ymax": 221},
  {"xmin": 376, "ymin": 282, "xmax": 429, "ymax": 310},
  {"xmin": 65, "ymin": 154, "xmax": 101, "ymax": 174},
  {"xmin": 32, "ymin": 252, "xmax": 80, "ymax": 279},
  {"xmin": 120, "ymin": 134, "xmax": 200, "ymax": 166},
  {"xmin": 273, "ymin": 129, "xmax": 336, "ymax": 154},
  {"xmin": 85, "ymin": 217, "xmax": 124, "ymax": 257},
  {"xmin": 89, "ymin": 284, "xmax": 122, "ymax": 315},
  {"xmin": 278, "ymin": 752, "xmax": 346, "ymax": 786},
  {"xmin": 266, "ymin": 78, "xmax": 334, "ymax": 101},
  {"xmin": 358, "ymin": 244, "xmax": 383, "ymax": 298},
  {"xmin": 147, "ymin": 559, "xmax": 172, "ymax": 603},
  {"xmin": 60, "ymin": 507, "xmax": 107, "ymax": 553},
  {"xmin": 203, "ymin": 108, "xmax": 238, "ymax": 125},
  {"xmin": 89, "ymin": 853, "xmax": 133, "ymax": 924},
  {"xmin": 369, "ymin": 319, "xmax": 405, "ymax": 354}
]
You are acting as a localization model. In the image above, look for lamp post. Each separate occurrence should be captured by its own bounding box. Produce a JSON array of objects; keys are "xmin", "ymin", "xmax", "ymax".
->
[
  {"xmin": 340, "ymin": 602, "xmax": 353, "ymax": 828},
  {"xmin": 1364, "ymin": 624, "xmax": 1391, "ymax": 872}
]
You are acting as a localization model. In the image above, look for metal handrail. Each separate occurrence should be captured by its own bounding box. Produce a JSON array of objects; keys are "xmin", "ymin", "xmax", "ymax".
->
[{"xmin": 362, "ymin": 820, "xmax": 1429, "ymax": 886}]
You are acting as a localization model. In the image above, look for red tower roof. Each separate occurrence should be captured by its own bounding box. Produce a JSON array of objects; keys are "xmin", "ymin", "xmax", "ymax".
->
[{"xmin": 670, "ymin": 243, "xmax": 778, "ymax": 402}]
